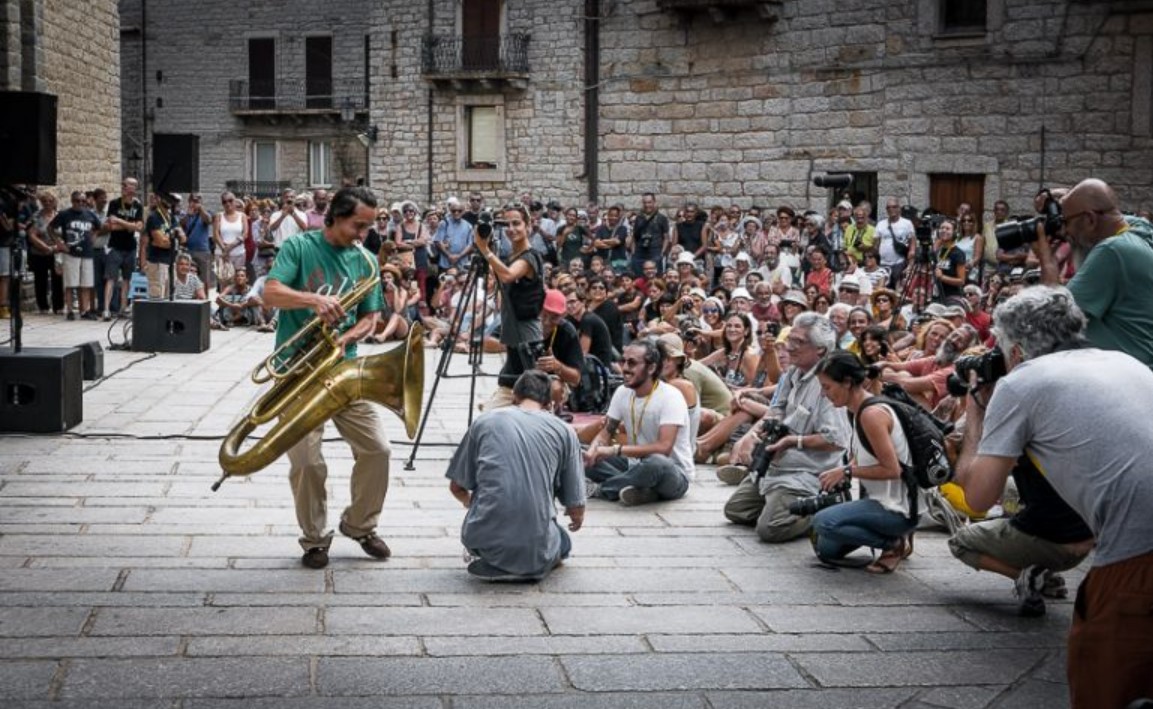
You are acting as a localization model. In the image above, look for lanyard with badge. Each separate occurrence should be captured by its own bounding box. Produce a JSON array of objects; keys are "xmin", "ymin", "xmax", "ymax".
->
[{"xmin": 629, "ymin": 382, "xmax": 659, "ymax": 445}]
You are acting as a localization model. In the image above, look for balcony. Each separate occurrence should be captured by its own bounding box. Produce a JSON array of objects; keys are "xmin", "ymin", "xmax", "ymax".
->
[
  {"xmin": 421, "ymin": 33, "xmax": 531, "ymax": 91},
  {"xmin": 656, "ymin": 0, "xmax": 783, "ymax": 23},
  {"xmin": 229, "ymin": 78, "xmax": 368, "ymax": 117}
]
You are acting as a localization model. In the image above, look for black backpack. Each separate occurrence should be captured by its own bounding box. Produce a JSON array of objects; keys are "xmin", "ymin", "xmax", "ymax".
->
[
  {"xmin": 568, "ymin": 355, "xmax": 616, "ymax": 414},
  {"xmin": 853, "ymin": 386, "xmax": 954, "ymax": 520}
]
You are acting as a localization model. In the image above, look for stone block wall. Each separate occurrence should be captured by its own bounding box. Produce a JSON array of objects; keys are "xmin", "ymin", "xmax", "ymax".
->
[
  {"xmin": 594, "ymin": 0, "xmax": 1153, "ymax": 215},
  {"xmin": 0, "ymin": 0, "xmax": 121, "ymax": 195}
]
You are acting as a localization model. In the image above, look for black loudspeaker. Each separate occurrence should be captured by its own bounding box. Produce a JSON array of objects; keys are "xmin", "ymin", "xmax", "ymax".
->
[
  {"xmin": 152, "ymin": 133, "xmax": 200, "ymax": 193},
  {"xmin": 0, "ymin": 91, "xmax": 58, "ymax": 185},
  {"xmin": 0, "ymin": 347, "xmax": 83, "ymax": 433},
  {"xmin": 132, "ymin": 300, "xmax": 211, "ymax": 353},
  {"xmin": 75, "ymin": 341, "xmax": 104, "ymax": 380}
]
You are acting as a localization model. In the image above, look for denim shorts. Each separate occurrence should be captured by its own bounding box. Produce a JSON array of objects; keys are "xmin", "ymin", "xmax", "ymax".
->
[{"xmin": 105, "ymin": 249, "xmax": 136, "ymax": 281}]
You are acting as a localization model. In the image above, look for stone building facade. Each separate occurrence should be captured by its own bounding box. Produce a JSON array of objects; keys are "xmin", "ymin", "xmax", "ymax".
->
[
  {"xmin": 0, "ymin": 0, "xmax": 121, "ymax": 195},
  {"xmin": 122, "ymin": 0, "xmax": 1153, "ymax": 217}
]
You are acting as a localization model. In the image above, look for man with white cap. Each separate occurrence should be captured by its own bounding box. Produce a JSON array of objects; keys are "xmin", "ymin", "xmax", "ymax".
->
[{"xmin": 433, "ymin": 196, "xmax": 475, "ymax": 271}]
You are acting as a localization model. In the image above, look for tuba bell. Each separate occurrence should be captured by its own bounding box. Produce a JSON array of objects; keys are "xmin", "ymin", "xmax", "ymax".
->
[{"xmin": 215, "ymin": 249, "xmax": 424, "ymax": 488}]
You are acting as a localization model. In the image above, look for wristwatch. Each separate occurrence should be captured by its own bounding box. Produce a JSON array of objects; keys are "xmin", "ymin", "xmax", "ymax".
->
[
  {"xmin": 843, "ymin": 465, "xmax": 853, "ymax": 480},
  {"xmin": 795, "ymin": 435, "xmax": 804, "ymax": 450}
]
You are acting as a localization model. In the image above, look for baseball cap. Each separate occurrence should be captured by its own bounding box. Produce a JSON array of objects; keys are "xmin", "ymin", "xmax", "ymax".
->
[
  {"xmin": 543, "ymin": 289, "xmax": 567, "ymax": 315},
  {"xmin": 657, "ymin": 333, "xmax": 686, "ymax": 359},
  {"xmin": 837, "ymin": 200, "xmax": 853, "ymax": 211}
]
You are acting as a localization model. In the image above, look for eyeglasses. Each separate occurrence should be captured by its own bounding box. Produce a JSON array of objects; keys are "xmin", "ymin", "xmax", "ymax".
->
[
  {"xmin": 702, "ymin": 308, "xmax": 720, "ymax": 314},
  {"xmin": 1062, "ymin": 209, "xmax": 1101, "ymax": 226}
]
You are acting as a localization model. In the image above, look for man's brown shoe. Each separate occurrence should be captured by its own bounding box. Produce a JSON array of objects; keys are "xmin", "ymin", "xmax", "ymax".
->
[
  {"xmin": 340, "ymin": 521, "xmax": 391, "ymax": 559},
  {"xmin": 301, "ymin": 547, "xmax": 329, "ymax": 569}
]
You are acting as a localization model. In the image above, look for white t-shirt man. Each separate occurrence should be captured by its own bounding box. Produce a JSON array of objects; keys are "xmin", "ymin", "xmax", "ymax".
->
[
  {"xmin": 875, "ymin": 216, "xmax": 914, "ymax": 267},
  {"xmin": 607, "ymin": 380, "xmax": 694, "ymax": 478},
  {"xmin": 268, "ymin": 208, "xmax": 308, "ymax": 247}
]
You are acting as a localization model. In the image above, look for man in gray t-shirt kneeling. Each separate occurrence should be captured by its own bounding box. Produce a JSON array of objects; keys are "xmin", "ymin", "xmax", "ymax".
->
[
  {"xmin": 954, "ymin": 285, "xmax": 1153, "ymax": 709},
  {"xmin": 447, "ymin": 370, "xmax": 586, "ymax": 582}
]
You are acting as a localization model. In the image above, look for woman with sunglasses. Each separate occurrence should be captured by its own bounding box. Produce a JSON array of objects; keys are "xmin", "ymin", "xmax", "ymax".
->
[
  {"xmin": 933, "ymin": 219, "xmax": 968, "ymax": 300},
  {"xmin": 694, "ymin": 296, "xmax": 726, "ymax": 356},
  {"xmin": 695, "ymin": 328, "xmax": 785, "ymax": 464},
  {"xmin": 393, "ymin": 201, "xmax": 431, "ymax": 301},
  {"xmin": 956, "ymin": 212, "xmax": 984, "ymax": 283}
]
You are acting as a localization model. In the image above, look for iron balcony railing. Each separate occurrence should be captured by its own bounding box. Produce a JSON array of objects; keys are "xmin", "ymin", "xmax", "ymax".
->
[
  {"xmin": 224, "ymin": 180, "xmax": 292, "ymax": 200},
  {"xmin": 229, "ymin": 78, "xmax": 368, "ymax": 113},
  {"xmin": 420, "ymin": 33, "xmax": 530, "ymax": 75}
]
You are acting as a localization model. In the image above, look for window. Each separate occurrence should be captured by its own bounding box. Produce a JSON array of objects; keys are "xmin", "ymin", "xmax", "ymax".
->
[
  {"xmin": 466, "ymin": 106, "xmax": 499, "ymax": 168},
  {"xmin": 248, "ymin": 38, "xmax": 276, "ymax": 110},
  {"xmin": 309, "ymin": 141, "xmax": 332, "ymax": 188},
  {"xmin": 940, "ymin": 0, "xmax": 986, "ymax": 35},
  {"xmin": 456, "ymin": 96, "xmax": 506, "ymax": 182},
  {"xmin": 253, "ymin": 142, "xmax": 277, "ymax": 183}
]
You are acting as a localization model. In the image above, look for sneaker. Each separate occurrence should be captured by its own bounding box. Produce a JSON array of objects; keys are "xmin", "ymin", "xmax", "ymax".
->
[
  {"xmin": 467, "ymin": 558, "xmax": 524, "ymax": 582},
  {"xmin": 81, "ymin": 311, "xmax": 99, "ymax": 321},
  {"xmin": 1014, "ymin": 565, "xmax": 1050, "ymax": 617},
  {"xmin": 339, "ymin": 521, "xmax": 391, "ymax": 559},
  {"xmin": 102, "ymin": 310, "xmax": 111, "ymax": 322},
  {"xmin": 1040, "ymin": 572, "xmax": 1068, "ymax": 599},
  {"xmin": 619, "ymin": 485, "xmax": 660, "ymax": 507},
  {"xmin": 66, "ymin": 311, "xmax": 76, "ymax": 321},
  {"xmin": 585, "ymin": 478, "xmax": 601, "ymax": 499},
  {"xmin": 716, "ymin": 465, "xmax": 748, "ymax": 486},
  {"xmin": 301, "ymin": 547, "xmax": 329, "ymax": 569}
]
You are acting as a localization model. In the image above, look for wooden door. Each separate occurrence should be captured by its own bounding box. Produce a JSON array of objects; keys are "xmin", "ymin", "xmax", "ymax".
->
[
  {"xmin": 248, "ymin": 38, "xmax": 276, "ymax": 110},
  {"xmin": 929, "ymin": 174, "xmax": 985, "ymax": 219},
  {"xmin": 462, "ymin": 0, "xmax": 501, "ymax": 70}
]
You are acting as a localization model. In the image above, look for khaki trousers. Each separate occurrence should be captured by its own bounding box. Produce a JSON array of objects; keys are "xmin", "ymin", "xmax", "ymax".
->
[
  {"xmin": 144, "ymin": 260, "xmax": 170, "ymax": 299},
  {"xmin": 286, "ymin": 401, "xmax": 392, "ymax": 551}
]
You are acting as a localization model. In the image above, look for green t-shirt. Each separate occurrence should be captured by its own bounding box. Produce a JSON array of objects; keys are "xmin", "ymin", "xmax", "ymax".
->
[
  {"xmin": 268, "ymin": 230, "xmax": 383, "ymax": 361},
  {"xmin": 1067, "ymin": 217, "xmax": 1153, "ymax": 369}
]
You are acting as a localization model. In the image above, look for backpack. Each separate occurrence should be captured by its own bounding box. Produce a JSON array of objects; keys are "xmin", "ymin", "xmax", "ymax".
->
[
  {"xmin": 568, "ymin": 355, "xmax": 621, "ymax": 414},
  {"xmin": 507, "ymin": 249, "xmax": 545, "ymax": 320},
  {"xmin": 853, "ymin": 385, "xmax": 955, "ymax": 520}
]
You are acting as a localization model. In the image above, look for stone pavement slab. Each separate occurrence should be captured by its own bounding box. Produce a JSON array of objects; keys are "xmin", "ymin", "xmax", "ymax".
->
[{"xmin": 0, "ymin": 316, "xmax": 1080, "ymax": 706}]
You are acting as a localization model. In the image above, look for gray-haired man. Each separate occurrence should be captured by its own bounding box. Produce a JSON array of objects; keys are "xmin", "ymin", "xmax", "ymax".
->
[{"xmin": 718, "ymin": 313, "xmax": 850, "ymax": 542}]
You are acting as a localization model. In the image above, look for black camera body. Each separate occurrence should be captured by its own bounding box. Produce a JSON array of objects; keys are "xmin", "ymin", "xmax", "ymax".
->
[
  {"xmin": 517, "ymin": 339, "xmax": 548, "ymax": 366},
  {"xmin": 913, "ymin": 211, "xmax": 944, "ymax": 263},
  {"xmin": 476, "ymin": 210, "xmax": 507, "ymax": 240},
  {"xmin": 995, "ymin": 195, "xmax": 1062, "ymax": 251},
  {"xmin": 788, "ymin": 479, "xmax": 852, "ymax": 517},
  {"xmin": 946, "ymin": 346, "xmax": 1007, "ymax": 397},
  {"xmin": 748, "ymin": 419, "xmax": 792, "ymax": 480}
]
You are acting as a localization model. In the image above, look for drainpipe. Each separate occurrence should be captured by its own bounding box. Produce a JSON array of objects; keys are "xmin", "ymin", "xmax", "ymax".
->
[
  {"xmin": 584, "ymin": 0, "xmax": 600, "ymax": 202},
  {"xmin": 426, "ymin": 0, "xmax": 435, "ymax": 204},
  {"xmin": 141, "ymin": 0, "xmax": 149, "ymax": 199}
]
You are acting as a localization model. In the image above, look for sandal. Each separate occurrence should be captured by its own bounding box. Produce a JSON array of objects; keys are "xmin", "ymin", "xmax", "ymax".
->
[
  {"xmin": 902, "ymin": 532, "xmax": 914, "ymax": 559},
  {"xmin": 865, "ymin": 537, "xmax": 906, "ymax": 574}
]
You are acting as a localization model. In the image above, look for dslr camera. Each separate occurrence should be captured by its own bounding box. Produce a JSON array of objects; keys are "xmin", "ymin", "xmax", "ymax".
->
[
  {"xmin": 476, "ymin": 210, "xmax": 507, "ymax": 241},
  {"xmin": 946, "ymin": 346, "xmax": 1007, "ymax": 397},
  {"xmin": 995, "ymin": 191, "xmax": 1062, "ymax": 251},
  {"xmin": 787, "ymin": 478, "xmax": 852, "ymax": 517},
  {"xmin": 747, "ymin": 419, "xmax": 792, "ymax": 480}
]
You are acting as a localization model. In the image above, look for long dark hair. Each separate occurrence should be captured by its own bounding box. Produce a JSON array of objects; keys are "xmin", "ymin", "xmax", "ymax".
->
[{"xmin": 722, "ymin": 312, "xmax": 753, "ymax": 356}]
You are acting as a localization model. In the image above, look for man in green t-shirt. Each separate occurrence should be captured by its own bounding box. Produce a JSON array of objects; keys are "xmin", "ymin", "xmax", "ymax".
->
[
  {"xmin": 263, "ymin": 186, "xmax": 390, "ymax": 570},
  {"xmin": 1060, "ymin": 178, "xmax": 1153, "ymax": 369}
]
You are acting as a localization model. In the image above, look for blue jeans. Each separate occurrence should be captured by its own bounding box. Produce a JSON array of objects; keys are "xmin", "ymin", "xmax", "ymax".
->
[
  {"xmin": 586, "ymin": 454, "xmax": 689, "ymax": 502},
  {"xmin": 811, "ymin": 498, "xmax": 916, "ymax": 560}
]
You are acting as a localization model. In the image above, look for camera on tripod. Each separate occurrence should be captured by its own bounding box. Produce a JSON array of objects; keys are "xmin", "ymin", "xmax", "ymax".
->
[
  {"xmin": 748, "ymin": 419, "xmax": 792, "ymax": 480},
  {"xmin": 476, "ymin": 210, "xmax": 507, "ymax": 241},
  {"xmin": 913, "ymin": 211, "xmax": 945, "ymax": 263},
  {"xmin": 995, "ymin": 191, "xmax": 1062, "ymax": 251}
]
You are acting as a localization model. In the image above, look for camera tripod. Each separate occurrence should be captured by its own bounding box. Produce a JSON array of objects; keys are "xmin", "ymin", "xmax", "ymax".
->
[
  {"xmin": 899, "ymin": 248, "xmax": 937, "ymax": 315},
  {"xmin": 4, "ymin": 241, "xmax": 22, "ymax": 352},
  {"xmin": 403, "ymin": 253, "xmax": 497, "ymax": 470}
]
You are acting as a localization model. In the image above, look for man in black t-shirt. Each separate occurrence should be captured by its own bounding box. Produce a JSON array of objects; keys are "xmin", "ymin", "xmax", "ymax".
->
[
  {"xmin": 531, "ymin": 289, "xmax": 585, "ymax": 412},
  {"xmin": 104, "ymin": 178, "xmax": 145, "ymax": 313},
  {"xmin": 948, "ymin": 455, "xmax": 1093, "ymax": 617},
  {"xmin": 564, "ymin": 288, "xmax": 616, "ymax": 371},
  {"xmin": 587, "ymin": 276, "xmax": 623, "ymax": 355},
  {"xmin": 630, "ymin": 192, "xmax": 670, "ymax": 274},
  {"xmin": 593, "ymin": 204, "xmax": 629, "ymax": 270},
  {"xmin": 49, "ymin": 191, "xmax": 103, "ymax": 320},
  {"xmin": 139, "ymin": 193, "xmax": 182, "ymax": 299}
]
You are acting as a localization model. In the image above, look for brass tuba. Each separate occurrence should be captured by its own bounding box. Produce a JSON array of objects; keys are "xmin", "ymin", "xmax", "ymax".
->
[{"xmin": 216, "ymin": 248, "xmax": 424, "ymax": 487}]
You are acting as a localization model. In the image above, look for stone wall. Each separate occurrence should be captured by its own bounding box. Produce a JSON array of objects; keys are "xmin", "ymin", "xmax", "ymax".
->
[
  {"xmin": 121, "ymin": 0, "xmax": 1153, "ymax": 215},
  {"xmin": 0, "ymin": 0, "xmax": 121, "ymax": 195},
  {"xmin": 594, "ymin": 0, "xmax": 1153, "ymax": 215}
]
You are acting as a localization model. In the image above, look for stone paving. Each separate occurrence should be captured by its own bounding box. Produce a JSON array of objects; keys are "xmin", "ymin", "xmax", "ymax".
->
[{"xmin": 0, "ymin": 314, "xmax": 1077, "ymax": 707}]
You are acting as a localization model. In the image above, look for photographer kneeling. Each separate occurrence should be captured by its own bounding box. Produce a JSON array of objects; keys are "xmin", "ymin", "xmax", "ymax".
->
[
  {"xmin": 954, "ymin": 285, "xmax": 1153, "ymax": 709},
  {"xmin": 809, "ymin": 352, "xmax": 919, "ymax": 573},
  {"xmin": 719, "ymin": 313, "xmax": 850, "ymax": 543}
]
